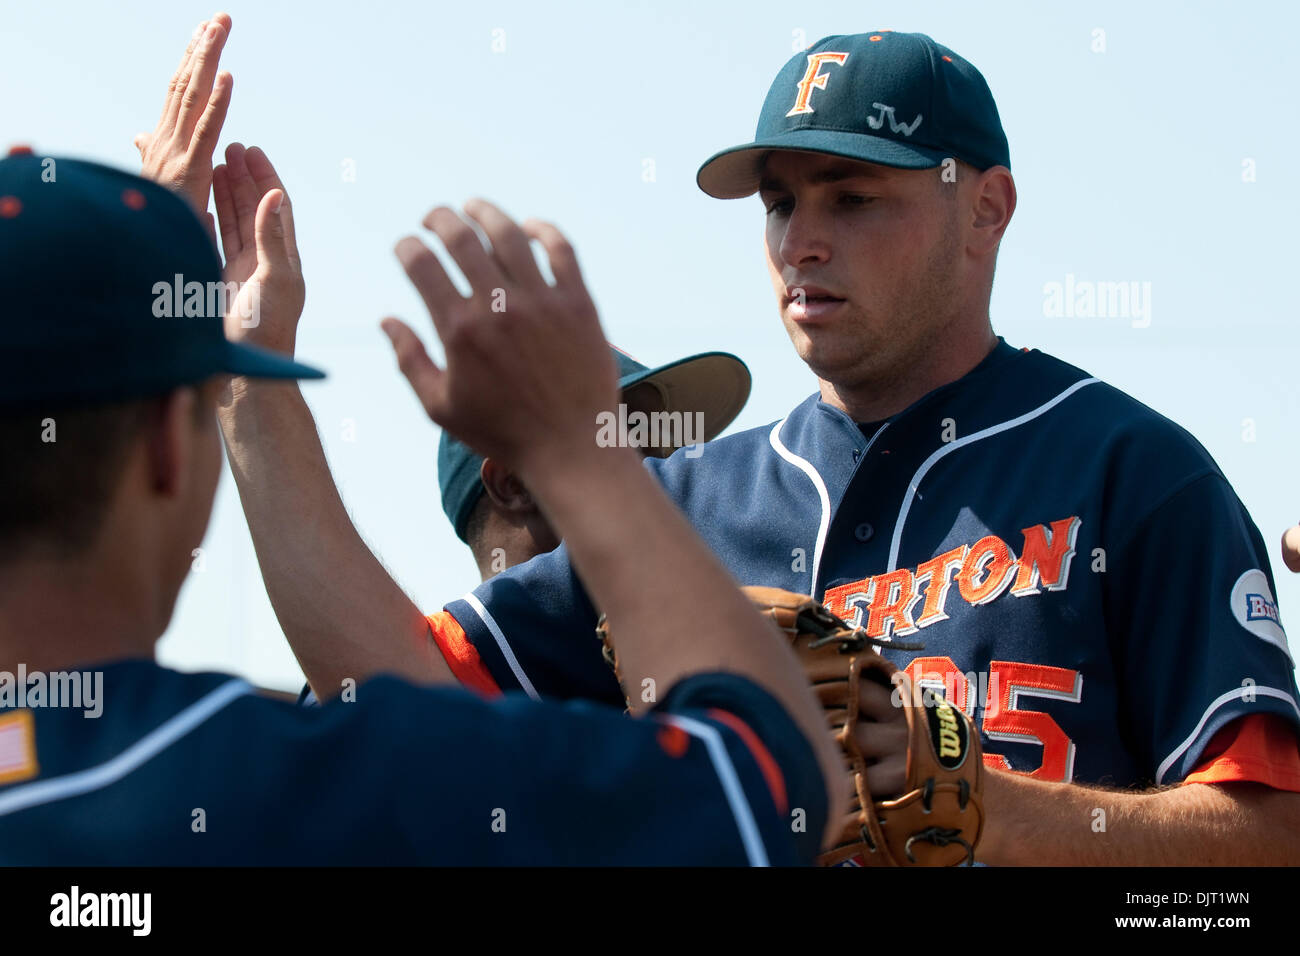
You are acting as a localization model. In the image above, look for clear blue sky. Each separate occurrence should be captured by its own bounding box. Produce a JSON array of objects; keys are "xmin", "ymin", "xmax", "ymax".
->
[{"xmin": 4, "ymin": 0, "xmax": 1297, "ymax": 688}]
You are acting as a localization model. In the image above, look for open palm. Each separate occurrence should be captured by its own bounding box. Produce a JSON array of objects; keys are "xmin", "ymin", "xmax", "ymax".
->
[{"xmin": 213, "ymin": 143, "xmax": 305, "ymax": 353}]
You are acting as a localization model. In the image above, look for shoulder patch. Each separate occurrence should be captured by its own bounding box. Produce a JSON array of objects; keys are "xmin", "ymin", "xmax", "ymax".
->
[
  {"xmin": 1230, "ymin": 569, "xmax": 1291, "ymax": 662},
  {"xmin": 0, "ymin": 710, "xmax": 38, "ymax": 785}
]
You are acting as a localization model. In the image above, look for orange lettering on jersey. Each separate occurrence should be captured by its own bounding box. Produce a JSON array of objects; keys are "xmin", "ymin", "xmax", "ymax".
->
[
  {"xmin": 905, "ymin": 655, "xmax": 972, "ymax": 713},
  {"xmin": 957, "ymin": 535, "xmax": 1017, "ymax": 605},
  {"xmin": 821, "ymin": 578, "xmax": 868, "ymax": 626},
  {"xmin": 817, "ymin": 516, "xmax": 1082, "ymax": 634},
  {"xmin": 786, "ymin": 52, "xmax": 850, "ymax": 116},
  {"xmin": 864, "ymin": 567, "xmax": 917, "ymax": 638},
  {"xmin": 1011, "ymin": 516, "xmax": 1081, "ymax": 595},
  {"xmin": 913, "ymin": 546, "xmax": 967, "ymax": 627},
  {"xmin": 981, "ymin": 660, "xmax": 1081, "ymax": 780}
]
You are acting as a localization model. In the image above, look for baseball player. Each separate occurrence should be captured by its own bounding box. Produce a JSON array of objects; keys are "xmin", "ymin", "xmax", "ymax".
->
[
  {"xmin": 224, "ymin": 30, "xmax": 1300, "ymax": 864},
  {"xmin": 440, "ymin": 346, "xmax": 750, "ymax": 581},
  {"xmin": 0, "ymin": 148, "xmax": 843, "ymax": 864}
]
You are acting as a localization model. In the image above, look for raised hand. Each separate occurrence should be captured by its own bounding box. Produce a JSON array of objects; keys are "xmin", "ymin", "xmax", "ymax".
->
[
  {"xmin": 382, "ymin": 201, "xmax": 618, "ymax": 476},
  {"xmin": 134, "ymin": 12, "xmax": 233, "ymax": 220},
  {"xmin": 212, "ymin": 143, "xmax": 304, "ymax": 352}
]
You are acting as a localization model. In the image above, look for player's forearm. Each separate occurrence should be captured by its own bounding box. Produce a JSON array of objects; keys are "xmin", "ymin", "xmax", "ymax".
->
[
  {"xmin": 523, "ymin": 442, "xmax": 847, "ymax": 837},
  {"xmin": 979, "ymin": 769, "xmax": 1300, "ymax": 865},
  {"xmin": 218, "ymin": 378, "xmax": 452, "ymax": 696}
]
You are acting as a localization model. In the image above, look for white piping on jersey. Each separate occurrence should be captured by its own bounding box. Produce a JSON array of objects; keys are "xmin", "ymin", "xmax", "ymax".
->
[
  {"xmin": 887, "ymin": 378, "xmax": 1101, "ymax": 571},
  {"xmin": 769, "ymin": 419, "xmax": 833, "ymax": 596},
  {"xmin": 662, "ymin": 713, "xmax": 770, "ymax": 866},
  {"xmin": 1155, "ymin": 685, "xmax": 1300, "ymax": 785},
  {"xmin": 464, "ymin": 591, "xmax": 541, "ymax": 701},
  {"xmin": 0, "ymin": 678, "xmax": 252, "ymax": 819}
]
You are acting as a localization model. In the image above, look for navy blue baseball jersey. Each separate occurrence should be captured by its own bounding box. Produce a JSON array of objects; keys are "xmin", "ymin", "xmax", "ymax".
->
[
  {"xmin": 433, "ymin": 339, "xmax": 1300, "ymax": 789},
  {"xmin": 0, "ymin": 660, "xmax": 825, "ymax": 864}
]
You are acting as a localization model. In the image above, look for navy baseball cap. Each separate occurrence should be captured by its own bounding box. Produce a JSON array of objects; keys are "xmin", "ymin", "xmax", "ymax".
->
[
  {"xmin": 438, "ymin": 347, "xmax": 751, "ymax": 542},
  {"xmin": 0, "ymin": 150, "xmax": 323, "ymax": 408},
  {"xmin": 697, "ymin": 31, "xmax": 1010, "ymax": 199}
]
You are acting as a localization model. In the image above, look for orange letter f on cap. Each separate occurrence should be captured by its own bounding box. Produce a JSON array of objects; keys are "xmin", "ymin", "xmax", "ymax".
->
[{"xmin": 786, "ymin": 52, "xmax": 849, "ymax": 116}]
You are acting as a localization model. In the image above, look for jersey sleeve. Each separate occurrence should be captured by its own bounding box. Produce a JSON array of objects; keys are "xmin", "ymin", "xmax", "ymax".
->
[
  {"xmin": 438, "ymin": 455, "xmax": 687, "ymax": 705},
  {"xmin": 440, "ymin": 543, "xmax": 622, "ymax": 704},
  {"xmin": 1184, "ymin": 713, "xmax": 1300, "ymax": 791},
  {"xmin": 1106, "ymin": 471, "xmax": 1300, "ymax": 786},
  {"xmin": 338, "ymin": 670, "xmax": 827, "ymax": 865}
]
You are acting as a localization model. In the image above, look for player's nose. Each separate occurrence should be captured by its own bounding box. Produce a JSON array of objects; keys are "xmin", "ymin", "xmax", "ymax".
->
[{"xmin": 776, "ymin": 204, "xmax": 831, "ymax": 268}]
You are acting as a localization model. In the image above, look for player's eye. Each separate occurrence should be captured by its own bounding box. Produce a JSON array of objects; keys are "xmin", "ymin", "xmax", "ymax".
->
[
  {"xmin": 763, "ymin": 197, "xmax": 794, "ymax": 216},
  {"xmin": 839, "ymin": 193, "xmax": 876, "ymax": 207}
]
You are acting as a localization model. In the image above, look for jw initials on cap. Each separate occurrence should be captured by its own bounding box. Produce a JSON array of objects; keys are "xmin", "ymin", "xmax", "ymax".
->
[{"xmin": 786, "ymin": 52, "xmax": 849, "ymax": 116}]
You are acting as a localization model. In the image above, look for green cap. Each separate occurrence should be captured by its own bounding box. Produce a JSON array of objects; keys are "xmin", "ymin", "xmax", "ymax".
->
[{"xmin": 698, "ymin": 31, "xmax": 1010, "ymax": 199}]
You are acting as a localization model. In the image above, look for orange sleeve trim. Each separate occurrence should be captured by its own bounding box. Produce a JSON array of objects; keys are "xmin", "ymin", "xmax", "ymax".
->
[
  {"xmin": 426, "ymin": 610, "xmax": 502, "ymax": 698},
  {"xmin": 1182, "ymin": 714, "xmax": 1300, "ymax": 792},
  {"xmin": 705, "ymin": 707, "xmax": 788, "ymax": 815}
]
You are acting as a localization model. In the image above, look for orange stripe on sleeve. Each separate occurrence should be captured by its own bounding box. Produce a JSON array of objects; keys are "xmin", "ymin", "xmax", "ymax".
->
[
  {"xmin": 1182, "ymin": 713, "xmax": 1300, "ymax": 792},
  {"xmin": 706, "ymin": 707, "xmax": 788, "ymax": 815},
  {"xmin": 426, "ymin": 610, "xmax": 502, "ymax": 698}
]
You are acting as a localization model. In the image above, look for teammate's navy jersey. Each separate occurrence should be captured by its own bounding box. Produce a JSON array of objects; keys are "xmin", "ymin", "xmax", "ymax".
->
[
  {"xmin": 0, "ymin": 660, "xmax": 825, "ymax": 865},
  {"xmin": 442, "ymin": 339, "xmax": 1300, "ymax": 789}
]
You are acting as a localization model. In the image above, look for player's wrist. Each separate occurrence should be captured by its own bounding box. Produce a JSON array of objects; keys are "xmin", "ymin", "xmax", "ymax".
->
[
  {"xmin": 516, "ymin": 434, "xmax": 637, "ymax": 492},
  {"xmin": 216, "ymin": 375, "xmax": 304, "ymax": 428},
  {"xmin": 234, "ymin": 330, "xmax": 298, "ymax": 356}
]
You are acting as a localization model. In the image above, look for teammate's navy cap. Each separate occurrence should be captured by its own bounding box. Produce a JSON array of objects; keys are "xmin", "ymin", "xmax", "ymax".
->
[
  {"xmin": 0, "ymin": 150, "xmax": 323, "ymax": 407},
  {"xmin": 697, "ymin": 31, "xmax": 1010, "ymax": 199},
  {"xmin": 438, "ymin": 347, "xmax": 751, "ymax": 543}
]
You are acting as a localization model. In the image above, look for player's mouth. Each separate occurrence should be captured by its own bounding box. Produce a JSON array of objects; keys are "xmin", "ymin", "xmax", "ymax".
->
[{"xmin": 784, "ymin": 285, "xmax": 846, "ymax": 323}]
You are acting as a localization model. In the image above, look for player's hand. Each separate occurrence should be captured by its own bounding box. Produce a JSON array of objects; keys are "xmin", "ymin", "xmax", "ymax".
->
[
  {"xmin": 854, "ymin": 675, "xmax": 909, "ymax": 798},
  {"xmin": 134, "ymin": 13, "xmax": 233, "ymax": 222},
  {"xmin": 1282, "ymin": 524, "xmax": 1300, "ymax": 573},
  {"xmin": 212, "ymin": 143, "xmax": 305, "ymax": 354},
  {"xmin": 382, "ymin": 200, "xmax": 619, "ymax": 477}
]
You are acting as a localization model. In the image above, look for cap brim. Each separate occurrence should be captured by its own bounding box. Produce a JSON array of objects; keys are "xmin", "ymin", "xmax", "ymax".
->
[
  {"xmin": 697, "ymin": 129, "xmax": 952, "ymax": 199},
  {"xmin": 222, "ymin": 340, "xmax": 325, "ymax": 381},
  {"xmin": 618, "ymin": 351, "xmax": 751, "ymax": 443}
]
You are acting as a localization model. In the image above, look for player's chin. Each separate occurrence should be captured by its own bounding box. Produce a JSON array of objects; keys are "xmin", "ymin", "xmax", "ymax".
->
[{"xmin": 785, "ymin": 324, "xmax": 868, "ymax": 380}]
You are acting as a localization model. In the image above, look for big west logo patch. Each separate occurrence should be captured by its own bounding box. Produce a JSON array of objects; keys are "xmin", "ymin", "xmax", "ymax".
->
[{"xmin": 824, "ymin": 516, "xmax": 1081, "ymax": 638}]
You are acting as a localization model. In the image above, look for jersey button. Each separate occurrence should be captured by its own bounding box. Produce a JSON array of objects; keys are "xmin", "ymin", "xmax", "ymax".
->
[
  {"xmin": 852, "ymin": 447, "xmax": 862, "ymax": 462},
  {"xmin": 855, "ymin": 522, "xmax": 874, "ymax": 542}
]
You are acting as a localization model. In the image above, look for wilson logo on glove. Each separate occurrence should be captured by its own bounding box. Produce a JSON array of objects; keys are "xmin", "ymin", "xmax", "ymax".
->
[{"xmin": 923, "ymin": 691, "xmax": 970, "ymax": 771}]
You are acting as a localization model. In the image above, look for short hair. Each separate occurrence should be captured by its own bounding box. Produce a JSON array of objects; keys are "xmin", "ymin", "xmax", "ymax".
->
[
  {"xmin": 462, "ymin": 491, "xmax": 492, "ymax": 556},
  {"xmin": 935, "ymin": 158, "xmax": 981, "ymax": 197},
  {"xmin": 0, "ymin": 398, "xmax": 152, "ymax": 563}
]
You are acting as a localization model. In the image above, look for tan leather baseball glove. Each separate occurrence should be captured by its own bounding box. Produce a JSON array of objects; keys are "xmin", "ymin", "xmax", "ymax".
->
[{"xmin": 741, "ymin": 586, "xmax": 984, "ymax": 866}]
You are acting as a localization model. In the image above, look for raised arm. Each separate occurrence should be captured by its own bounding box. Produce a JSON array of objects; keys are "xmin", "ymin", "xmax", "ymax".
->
[
  {"xmin": 211, "ymin": 146, "xmax": 449, "ymax": 697},
  {"xmin": 133, "ymin": 15, "xmax": 447, "ymax": 697},
  {"xmin": 381, "ymin": 199, "xmax": 847, "ymax": 843}
]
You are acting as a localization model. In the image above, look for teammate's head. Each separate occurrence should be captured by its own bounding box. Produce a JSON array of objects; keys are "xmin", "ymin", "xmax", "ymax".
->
[
  {"xmin": 439, "ymin": 347, "xmax": 751, "ymax": 580},
  {"xmin": 697, "ymin": 32, "xmax": 1016, "ymax": 414},
  {"xmin": 0, "ymin": 151, "xmax": 321, "ymax": 661}
]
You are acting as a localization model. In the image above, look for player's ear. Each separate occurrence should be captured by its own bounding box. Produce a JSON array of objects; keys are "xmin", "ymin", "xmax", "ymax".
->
[
  {"xmin": 479, "ymin": 457, "xmax": 538, "ymax": 516},
  {"xmin": 145, "ymin": 387, "xmax": 197, "ymax": 498},
  {"xmin": 967, "ymin": 165, "xmax": 1016, "ymax": 255}
]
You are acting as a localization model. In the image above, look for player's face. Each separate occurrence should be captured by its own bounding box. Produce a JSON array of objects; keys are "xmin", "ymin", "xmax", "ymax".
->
[{"xmin": 759, "ymin": 151, "xmax": 963, "ymax": 393}]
